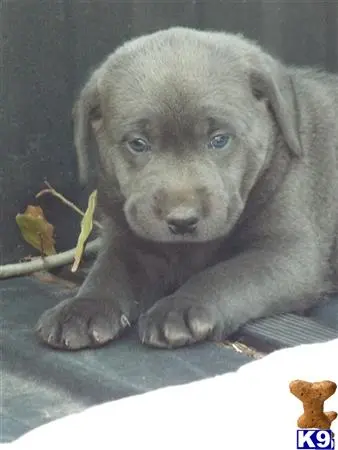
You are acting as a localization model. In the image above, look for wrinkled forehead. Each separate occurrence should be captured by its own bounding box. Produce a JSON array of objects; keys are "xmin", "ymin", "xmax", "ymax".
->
[{"xmin": 102, "ymin": 43, "xmax": 255, "ymax": 138}]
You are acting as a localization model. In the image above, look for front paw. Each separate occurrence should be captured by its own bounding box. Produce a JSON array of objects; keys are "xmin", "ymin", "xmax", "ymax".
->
[
  {"xmin": 138, "ymin": 295, "xmax": 222, "ymax": 349},
  {"xmin": 35, "ymin": 297, "xmax": 130, "ymax": 350}
]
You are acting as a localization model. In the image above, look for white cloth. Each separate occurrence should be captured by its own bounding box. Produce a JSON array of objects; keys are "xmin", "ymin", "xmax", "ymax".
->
[{"xmin": 2, "ymin": 338, "xmax": 338, "ymax": 450}]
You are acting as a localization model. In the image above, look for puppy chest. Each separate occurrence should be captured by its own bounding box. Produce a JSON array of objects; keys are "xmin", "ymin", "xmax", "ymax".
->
[{"xmin": 137, "ymin": 247, "xmax": 217, "ymax": 297}]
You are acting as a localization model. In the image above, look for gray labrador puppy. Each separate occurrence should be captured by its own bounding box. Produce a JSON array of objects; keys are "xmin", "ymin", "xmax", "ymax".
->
[{"xmin": 36, "ymin": 27, "xmax": 338, "ymax": 350}]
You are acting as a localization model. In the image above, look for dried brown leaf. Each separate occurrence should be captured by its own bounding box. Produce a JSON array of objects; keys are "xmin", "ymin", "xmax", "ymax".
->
[{"xmin": 16, "ymin": 205, "xmax": 56, "ymax": 256}]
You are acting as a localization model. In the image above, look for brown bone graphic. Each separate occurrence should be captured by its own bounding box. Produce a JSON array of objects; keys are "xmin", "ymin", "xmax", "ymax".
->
[{"xmin": 289, "ymin": 380, "xmax": 337, "ymax": 431}]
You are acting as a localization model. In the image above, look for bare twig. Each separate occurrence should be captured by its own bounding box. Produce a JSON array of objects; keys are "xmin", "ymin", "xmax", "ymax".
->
[
  {"xmin": 0, "ymin": 238, "xmax": 101, "ymax": 279},
  {"xmin": 36, "ymin": 181, "xmax": 102, "ymax": 229}
]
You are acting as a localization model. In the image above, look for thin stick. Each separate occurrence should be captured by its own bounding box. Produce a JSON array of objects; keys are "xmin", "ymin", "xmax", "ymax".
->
[
  {"xmin": 36, "ymin": 181, "xmax": 102, "ymax": 229},
  {"xmin": 0, "ymin": 238, "xmax": 101, "ymax": 279}
]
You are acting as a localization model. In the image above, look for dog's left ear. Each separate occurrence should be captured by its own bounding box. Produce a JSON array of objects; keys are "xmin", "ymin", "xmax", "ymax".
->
[
  {"xmin": 72, "ymin": 67, "xmax": 103, "ymax": 185},
  {"xmin": 250, "ymin": 58, "xmax": 303, "ymax": 158}
]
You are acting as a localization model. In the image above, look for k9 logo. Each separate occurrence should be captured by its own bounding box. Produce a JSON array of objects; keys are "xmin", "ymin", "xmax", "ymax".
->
[{"xmin": 296, "ymin": 429, "xmax": 335, "ymax": 449}]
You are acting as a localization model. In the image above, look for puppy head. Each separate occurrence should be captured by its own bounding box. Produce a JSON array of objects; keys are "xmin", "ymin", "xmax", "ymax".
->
[{"xmin": 73, "ymin": 27, "xmax": 302, "ymax": 243}]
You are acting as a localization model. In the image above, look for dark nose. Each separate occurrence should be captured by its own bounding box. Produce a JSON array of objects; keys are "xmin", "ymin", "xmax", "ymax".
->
[{"xmin": 166, "ymin": 213, "xmax": 199, "ymax": 235}]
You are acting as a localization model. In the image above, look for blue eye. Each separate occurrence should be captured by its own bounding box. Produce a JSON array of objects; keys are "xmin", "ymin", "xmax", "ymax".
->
[
  {"xmin": 209, "ymin": 134, "xmax": 232, "ymax": 150},
  {"xmin": 128, "ymin": 138, "xmax": 150, "ymax": 154}
]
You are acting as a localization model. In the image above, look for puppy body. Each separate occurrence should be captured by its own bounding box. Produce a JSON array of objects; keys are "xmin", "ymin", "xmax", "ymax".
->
[{"xmin": 36, "ymin": 27, "xmax": 338, "ymax": 350}]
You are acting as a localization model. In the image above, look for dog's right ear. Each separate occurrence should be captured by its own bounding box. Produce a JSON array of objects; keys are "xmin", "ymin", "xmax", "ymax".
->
[
  {"xmin": 249, "ymin": 57, "xmax": 303, "ymax": 158},
  {"xmin": 72, "ymin": 69, "xmax": 102, "ymax": 185}
]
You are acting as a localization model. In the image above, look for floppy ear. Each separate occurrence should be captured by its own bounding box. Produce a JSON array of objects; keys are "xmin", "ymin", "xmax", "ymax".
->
[
  {"xmin": 72, "ymin": 69, "xmax": 102, "ymax": 185},
  {"xmin": 249, "ymin": 59, "xmax": 303, "ymax": 157}
]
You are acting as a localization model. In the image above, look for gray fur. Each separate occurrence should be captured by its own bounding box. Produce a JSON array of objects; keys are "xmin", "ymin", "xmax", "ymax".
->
[{"xmin": 36, "ymin": 27, "xmax": 338, "ymax": 350}]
